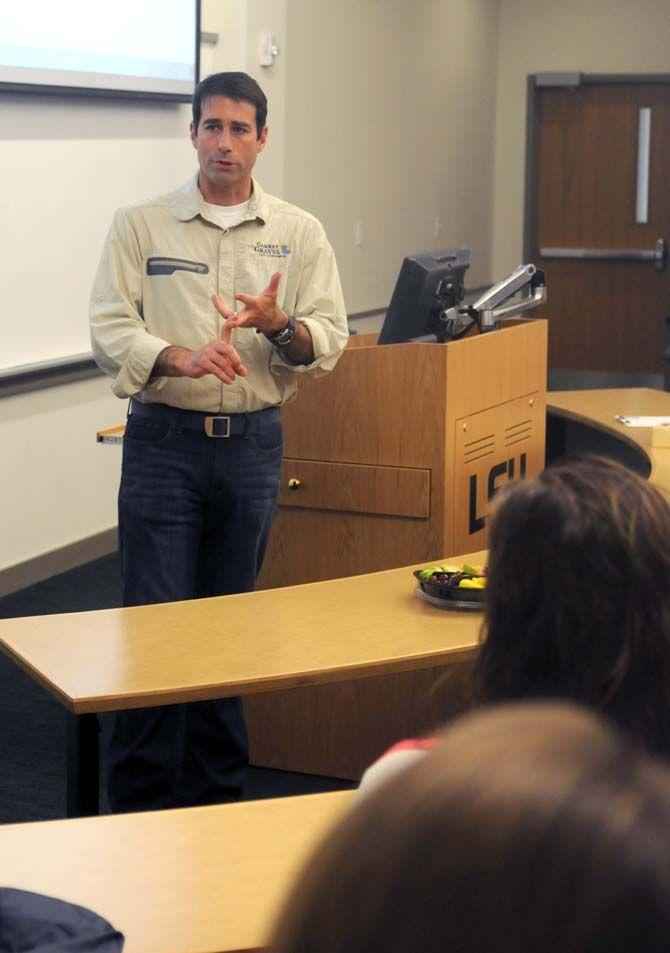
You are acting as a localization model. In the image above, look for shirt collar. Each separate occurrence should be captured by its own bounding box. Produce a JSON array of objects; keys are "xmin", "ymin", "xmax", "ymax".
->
[{"xmin": 169, "ymin": 174, "xmax": 268, "ymax": 226}]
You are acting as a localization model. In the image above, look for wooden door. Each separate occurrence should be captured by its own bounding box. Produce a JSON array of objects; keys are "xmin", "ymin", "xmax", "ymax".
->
[{"xmin": 528, "ymin": 79, "xmax": 670, "ymax": 374}]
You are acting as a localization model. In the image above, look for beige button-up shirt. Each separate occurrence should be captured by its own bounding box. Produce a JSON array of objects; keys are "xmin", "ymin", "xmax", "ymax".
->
[{"xmin": 90, "ymin": 177, "xmax": 348, "ymax": 413}]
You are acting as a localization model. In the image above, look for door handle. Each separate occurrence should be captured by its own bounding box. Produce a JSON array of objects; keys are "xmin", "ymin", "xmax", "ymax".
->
[
  {"xmin": 540, "ymin": 238, "xmax": 667, "ymax": 271},
  {"xmin": 636, "ymin": 107, "xmax": 651, "ymax": 224}
]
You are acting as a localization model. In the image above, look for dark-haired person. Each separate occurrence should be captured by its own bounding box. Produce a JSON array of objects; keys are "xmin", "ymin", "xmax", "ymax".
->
[
  {"xmin": 359, "ymin": 456, "xmax": 670, "ymax": 799},
  {"xmin": 477, "ymin": 455, "xmax": 670, "ymax": 752},
  {"xmin": 272, "ymin": 703, "xmax": 670, "ymax": 953},
  {"xmin": 90, "ymin": 71, "xmax": 347, "ymax": 813}
]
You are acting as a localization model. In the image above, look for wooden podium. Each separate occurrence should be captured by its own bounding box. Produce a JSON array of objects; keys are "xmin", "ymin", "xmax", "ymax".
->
[{"xmin": 247, "ymin": 319, "xmax": 548, "ymax": 776}]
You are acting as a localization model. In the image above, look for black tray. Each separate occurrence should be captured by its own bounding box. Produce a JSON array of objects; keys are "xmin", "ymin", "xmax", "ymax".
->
[
  {"xmin": 415, "ymin": 588, "xmax": 483, "ymax": 611},
  {"xmin": 413, "ymin": 569, "xmax": 485, "ymax": 606}
]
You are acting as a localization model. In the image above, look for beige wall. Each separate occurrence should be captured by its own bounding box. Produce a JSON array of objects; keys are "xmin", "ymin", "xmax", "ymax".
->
[
  {"xmin": 493, "ymin": 0, "xmax": 670, "ymax": 279},
  {"xmin": 244, "ymin": 0, "xmax": 287, "ymax": 197},
  {"xmin": 1, "ymin": 379, "xmax": 122, "ymax": 573},
  {"xmin": 0, "ymin": 4, "xmax": 228, "ymax": 578},
  {"xmin": 284, "ymin": 0, "xmax": 500, "ymax": 312}
]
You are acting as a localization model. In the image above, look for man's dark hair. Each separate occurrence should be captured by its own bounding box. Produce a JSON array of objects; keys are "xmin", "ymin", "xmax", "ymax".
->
[{"xmin": 192, "ymin": 72, "xmax": 268, "ymax": 138}]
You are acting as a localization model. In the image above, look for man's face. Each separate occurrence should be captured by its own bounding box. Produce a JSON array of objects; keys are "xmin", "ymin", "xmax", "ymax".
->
[{"xmin": 190, "ymin": 95, "xmax": 267, "ymax": 203}]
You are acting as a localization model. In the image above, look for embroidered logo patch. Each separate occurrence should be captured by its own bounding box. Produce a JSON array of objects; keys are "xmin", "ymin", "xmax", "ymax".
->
[{"xmin": 254, "ymin": 242, "xmax": 292, "ymax": 257}]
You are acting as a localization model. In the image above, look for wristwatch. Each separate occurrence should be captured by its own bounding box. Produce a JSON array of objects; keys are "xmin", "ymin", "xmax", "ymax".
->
[{"xmin": 266, "ymin": 316, "xmax": 297, "ymax": 348}]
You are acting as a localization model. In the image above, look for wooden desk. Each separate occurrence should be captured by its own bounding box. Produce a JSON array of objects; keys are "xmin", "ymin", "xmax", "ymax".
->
[
  {"xmin": 0, "ymin": 790, "xmax": 353, "ymax": 953},
  {"xmin": 0, "ymin": 550, "xmax": 485, "ymax": 816},
  {"xmin": 101, "ymin": 387, "xmax": 670, "ymax": 489},
  {"xmin": 244, "ymin": 387, "xmax": 670, "ymax": 777},
  {"xmin": 547, "ymin": 388, "xmax": 670, "ymax": 492},
  {"xmin": 97, "ymin": 424, "xmax": 125, "ymax": 445},
  {"xmin": 99, "ymin": 322, "xmax": 548, "ymax": 578},
  {"xmin": 26, "ymin": 387, "xmax": 670, "ymax": 813}
]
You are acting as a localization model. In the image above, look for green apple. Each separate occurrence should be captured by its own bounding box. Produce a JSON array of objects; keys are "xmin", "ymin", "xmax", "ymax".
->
[{"xmin": 418, "ymin": 566, "xmax": 442, "ymax": 580}]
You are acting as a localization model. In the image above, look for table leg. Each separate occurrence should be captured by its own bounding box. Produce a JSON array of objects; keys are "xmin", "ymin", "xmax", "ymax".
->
[{"xmin": 66, "ymin": 712, "xmax": 99, "ymax": 817}]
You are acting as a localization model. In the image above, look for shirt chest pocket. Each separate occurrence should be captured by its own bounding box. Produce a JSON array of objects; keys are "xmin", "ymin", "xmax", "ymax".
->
[{"xmin": 143, "ymin": 255, "xmax": 214, "ymax": 339}]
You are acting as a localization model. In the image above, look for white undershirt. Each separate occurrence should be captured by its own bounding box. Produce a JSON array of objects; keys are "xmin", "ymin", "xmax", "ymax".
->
[{"xmin": 202, "ymin": 198, "xmax": 251, "ymax": 230}]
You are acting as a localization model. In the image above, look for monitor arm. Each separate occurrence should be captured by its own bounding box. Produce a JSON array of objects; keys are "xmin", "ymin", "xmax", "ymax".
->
[
  {"xmin": 436, "ymin": 264, "xmax": 547, "ymax": 340},
  {"xmin": 471, "ymin": 264, "xmax": 547, "ymax": 330}
]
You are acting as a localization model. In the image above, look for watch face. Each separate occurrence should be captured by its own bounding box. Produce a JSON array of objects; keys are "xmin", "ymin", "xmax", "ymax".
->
[{"xmin": 273, "ymin": 318, "xmax": 296, "ymax": 345}]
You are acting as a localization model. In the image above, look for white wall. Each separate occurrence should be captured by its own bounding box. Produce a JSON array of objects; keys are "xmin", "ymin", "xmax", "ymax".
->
[
  {"xmin": 1, "ymin": 98, "xmax": 194, "ymax": 370},
  {"xmin": 1, "ymin": 379, "xmax": 122, "ymax": 571},
  {"xmin": 244, "ymin": 0, "xmax": 287, "ymax": 198},
  {"xmin": 492, "ymin": 0, "xmax": 670, "ymax": 279},
  {"xmin": 0, "ymin": 3, "xmax": 229, "ymax": 577},
  {"xmin": 283, "ymin": 0, "xmax": 501, "ymax": 312}
]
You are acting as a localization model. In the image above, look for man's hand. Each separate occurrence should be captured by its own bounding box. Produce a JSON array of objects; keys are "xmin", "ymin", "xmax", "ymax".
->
[
  {"xmin": 212, "ymin": 272, "xmax": 287, "ymax": 336},
  {"xmin": 152, "ymin": 322, "xmax": 248, "ymax": 384},
  {"xmin": 212, "ymin": 273, "xmax": 315, "ymax": 365}
]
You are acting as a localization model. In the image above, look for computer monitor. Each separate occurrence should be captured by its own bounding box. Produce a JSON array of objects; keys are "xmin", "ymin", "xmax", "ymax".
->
[{"xmin": 377, "ymin": 247, "xmax": 471, "ymax": 345}]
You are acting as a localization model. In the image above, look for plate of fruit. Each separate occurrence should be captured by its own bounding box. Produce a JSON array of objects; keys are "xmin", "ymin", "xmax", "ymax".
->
[{"xmin": 413, "ymin": 563, "xmax": 486, "ymax": 609}]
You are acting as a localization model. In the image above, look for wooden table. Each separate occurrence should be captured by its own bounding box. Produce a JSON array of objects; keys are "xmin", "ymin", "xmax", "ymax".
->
[
  {"xmin": 0, "ymin": 790, "xmax": 353, "ymax": 953},
  {"xmin": 0, "ymin": 550, "xmax": 485, "ymax": 816},
  {"xmin": 547, "ymin": 387, "xmax": 670, "ymax": 492},
  {"xmin": 8, "ymin": 388, "xmax": 668, "ymax": 814}
]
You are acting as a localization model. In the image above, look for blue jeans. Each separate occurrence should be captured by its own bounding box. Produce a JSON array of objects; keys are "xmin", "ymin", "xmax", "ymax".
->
[{"xmin": 108, "ymin": 403, "xmax": 283, "ymax": 812}]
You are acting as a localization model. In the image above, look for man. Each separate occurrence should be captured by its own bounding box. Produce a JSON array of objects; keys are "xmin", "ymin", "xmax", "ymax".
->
[{"xmin": 90, "ymin": 71, "xmax": 348, "ymax": 812}]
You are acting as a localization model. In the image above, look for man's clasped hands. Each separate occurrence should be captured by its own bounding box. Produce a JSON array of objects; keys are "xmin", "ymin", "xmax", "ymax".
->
[{"xmin": 184, "ymin": 271, "xmax": 286, "ymax": 384}]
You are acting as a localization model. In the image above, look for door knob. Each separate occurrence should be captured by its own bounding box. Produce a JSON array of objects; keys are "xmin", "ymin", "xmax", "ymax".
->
[{"xmin": 288, "ymin": 478, "xmax": 301, "ymax": 490}]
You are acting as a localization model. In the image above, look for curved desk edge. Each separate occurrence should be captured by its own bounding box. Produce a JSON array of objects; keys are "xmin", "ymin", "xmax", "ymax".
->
[{"xmin": 547, "ymin": 388, "xmax": 670, "ymax": 494}]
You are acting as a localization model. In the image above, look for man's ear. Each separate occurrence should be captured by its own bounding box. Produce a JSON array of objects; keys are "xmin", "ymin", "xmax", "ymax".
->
[
  {"xmin": 257, "ymin": 125, "xmax": 268, "ymax": 154},
  {"xmin": 189, "ymin": 121, "xmax": 197, "ymax": 148}
]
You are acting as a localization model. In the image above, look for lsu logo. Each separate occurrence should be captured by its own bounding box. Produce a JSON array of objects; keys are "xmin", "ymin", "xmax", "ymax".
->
[
  {"xmin": 254, "ymin": 242, "xmax": 292, "ymax": 257},
  {"xmin": 469, "ymin": 452, "xmax": 527, "ymax": 535}
]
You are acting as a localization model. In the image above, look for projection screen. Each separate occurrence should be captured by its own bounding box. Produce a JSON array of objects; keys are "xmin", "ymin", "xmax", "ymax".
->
[{"xmin": 0, "ymin": 0, "xmax": 199, "ymax": 102}]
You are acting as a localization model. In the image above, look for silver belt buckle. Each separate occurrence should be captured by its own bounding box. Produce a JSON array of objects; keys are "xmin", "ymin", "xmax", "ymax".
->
[{"xmin": 204, "ymin": 415, "xmax": 231, "ymax": 438}]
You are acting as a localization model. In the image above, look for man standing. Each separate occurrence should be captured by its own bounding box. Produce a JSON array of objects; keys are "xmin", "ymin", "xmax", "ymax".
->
[{"xmin": 91, "ymin": 72, "xmax": 348, "ymax": 812}]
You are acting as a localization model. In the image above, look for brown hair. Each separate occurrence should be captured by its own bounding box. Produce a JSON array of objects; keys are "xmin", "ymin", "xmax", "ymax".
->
[
  {"xmin": 476, "ymin": 456, "xmax": 670, "ymax": 756},
  {"xmin": 270, "ymin": 703, "xmax": 670, "ymax": 953}
]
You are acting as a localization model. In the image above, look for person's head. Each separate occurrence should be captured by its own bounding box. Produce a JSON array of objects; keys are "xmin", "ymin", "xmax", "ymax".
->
[
  {"xmin": 192, "ymin": 72, "xmax": 268, "ymax": 137},
  {"xmin": 190, "ymin": 73, "xmax": 268, "ymax": 203},
  {"xmin": 271, "ymin": 703, "xmax": 670, "ymax": 953},
  {"xmin": 476, "ymin": 456, "xmax": 670, "ymax": 755}
]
